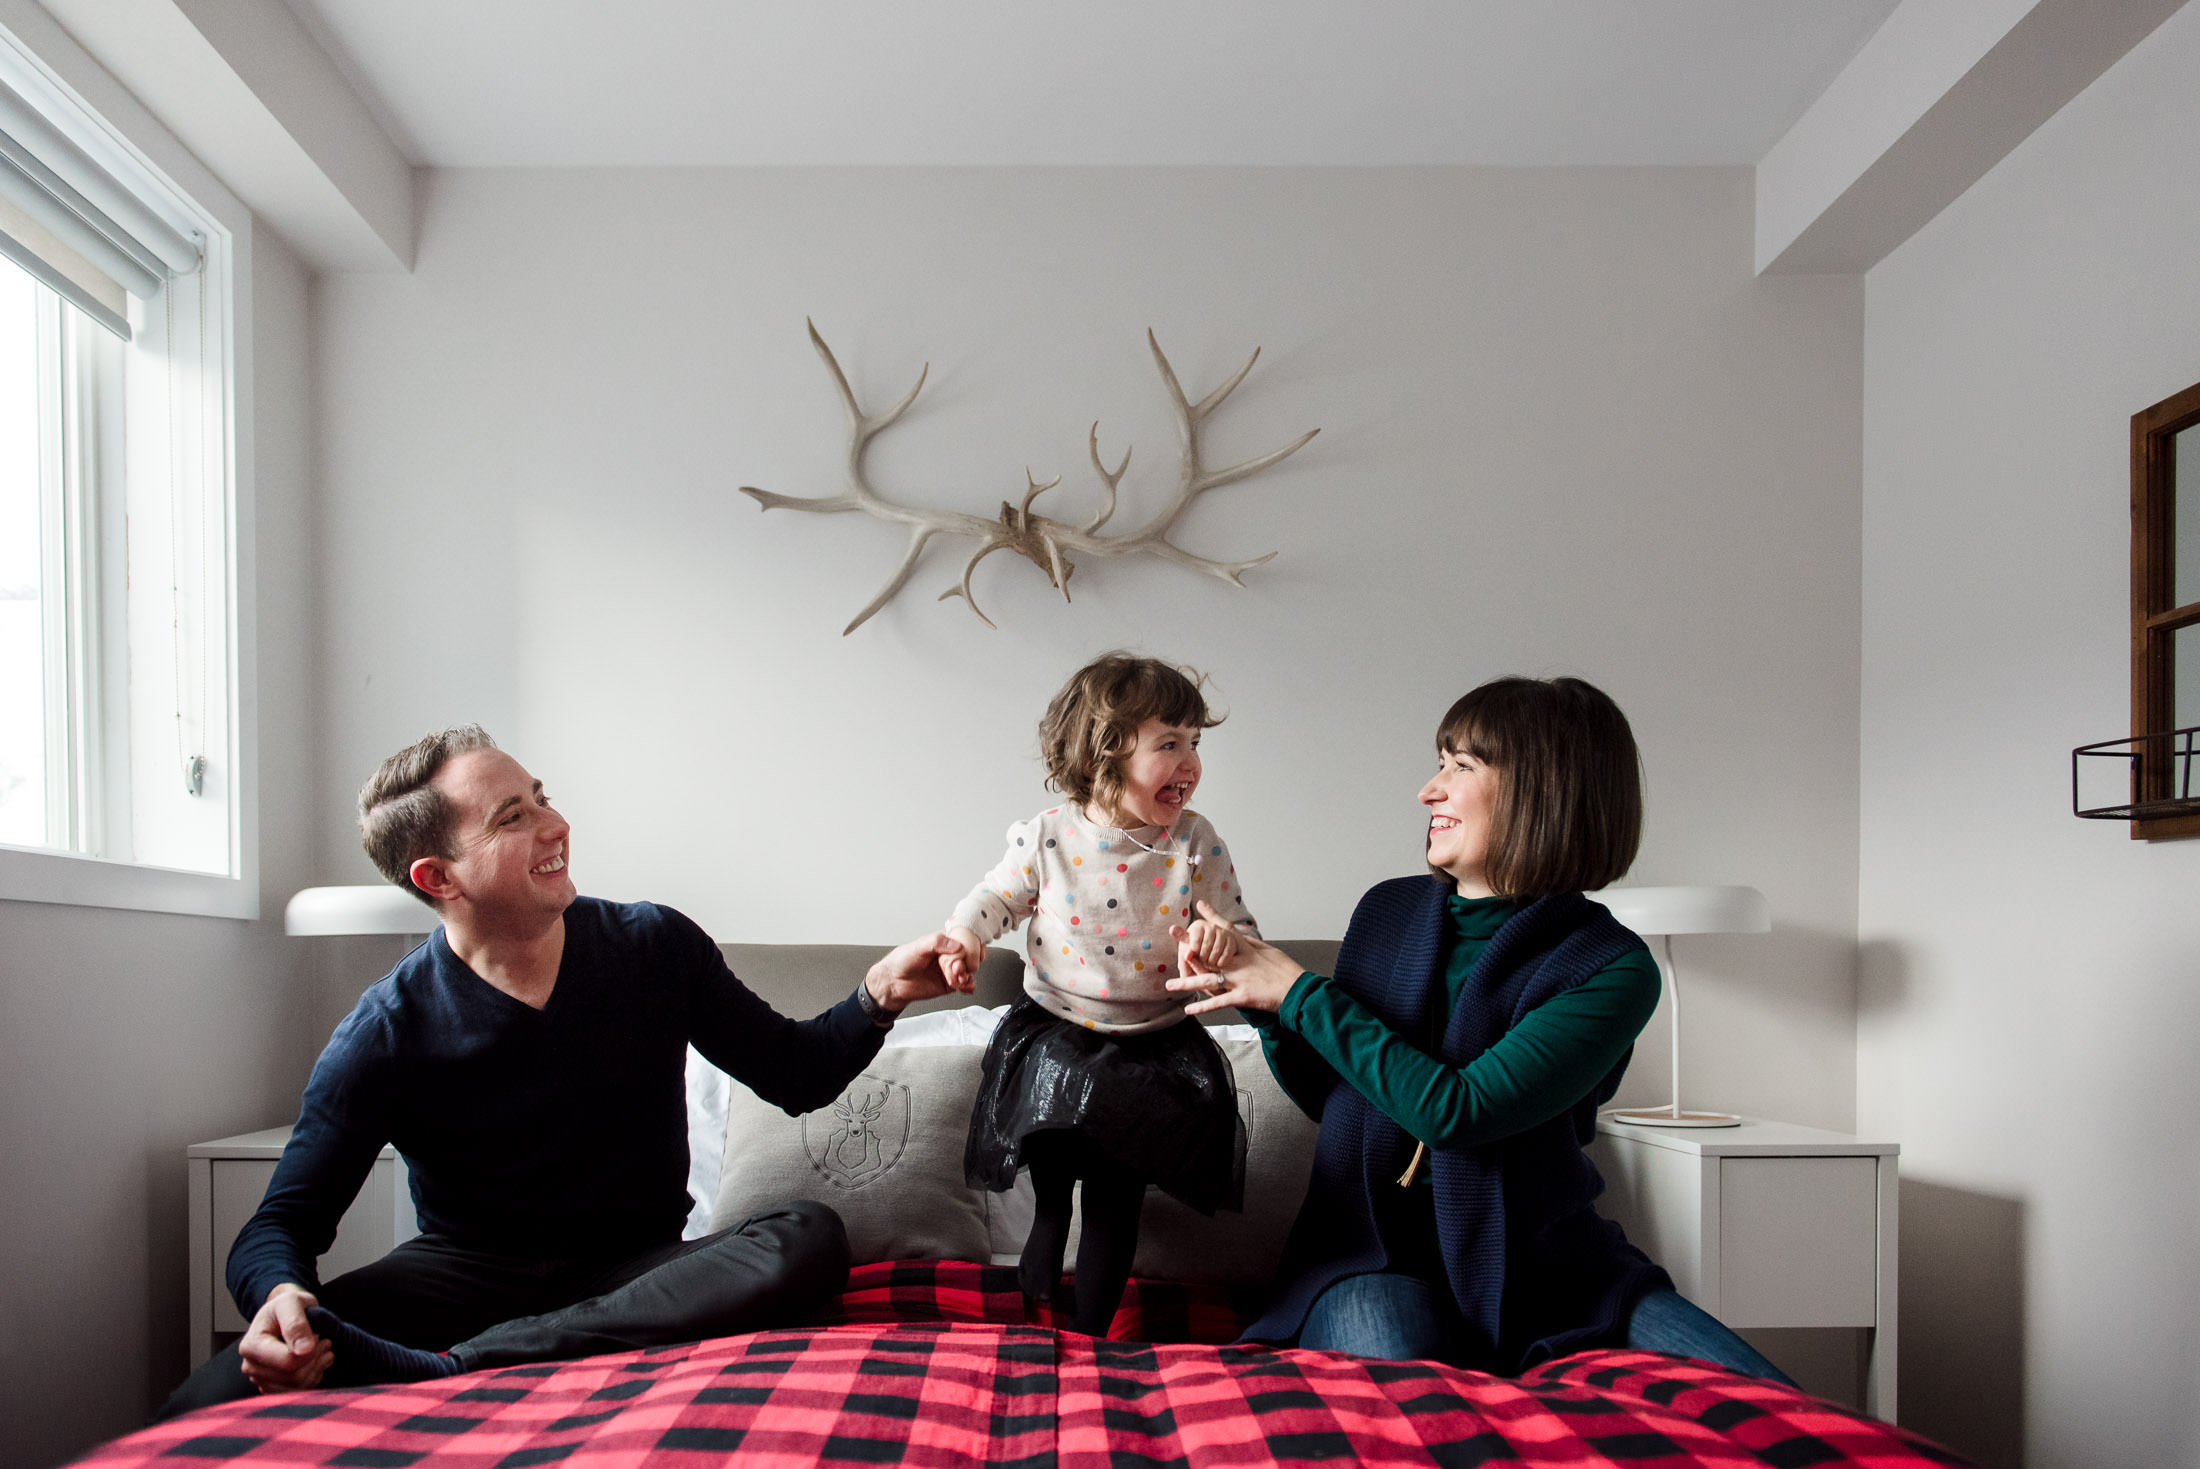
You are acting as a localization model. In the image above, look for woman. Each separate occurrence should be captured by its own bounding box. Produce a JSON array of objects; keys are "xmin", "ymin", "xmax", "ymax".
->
[{"xmin": 1168, "ymin": 676, "xmax": 1791, "ymax": 1379}]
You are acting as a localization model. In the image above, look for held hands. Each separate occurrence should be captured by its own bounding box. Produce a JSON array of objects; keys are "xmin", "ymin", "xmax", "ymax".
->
[
  {"xmin": 1166, "ymin": 900, "xmax": 1306, "ymax": 1016},
  {"xmin": 237, "ymin": 1282, "xmax": 332, "ymax": 1393},
  {"xmin": 939, "ymin": 926, "xmax": 986, "ymax": 994},
  {"xmin": 1178, "ymin": 916, "xmax": 1239, "ymax": 974},
  {"xmin": 866, "ymin": 931, "xmax": 972, "ymax": 1015}
]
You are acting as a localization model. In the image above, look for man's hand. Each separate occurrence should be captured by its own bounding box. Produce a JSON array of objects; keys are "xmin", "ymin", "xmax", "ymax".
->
[
  {"xmin": 237, "ymin": 1282, "xmax": 332, "ymax": 1393},
  {"xmin": 1166, "ymin": 901, "xmax": 1305, "ymax": 1016},
  {"xmin": 866, "ymin": 931, "xmax": 968, "ymax": 1015},
  {"xmin": 940, "ymin": 927, "xmax": 986, "ymax": 993}
]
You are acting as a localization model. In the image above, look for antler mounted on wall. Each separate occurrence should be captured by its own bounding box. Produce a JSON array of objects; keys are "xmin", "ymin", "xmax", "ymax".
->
[{"xmin": 739, "ymin": 321, "xmax": 1318, "ymax": 634}]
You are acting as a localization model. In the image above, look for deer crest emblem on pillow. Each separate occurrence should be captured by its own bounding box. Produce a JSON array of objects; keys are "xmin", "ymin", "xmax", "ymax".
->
[{"xmin": 800, "ymin": 1076, "xmax": 911, "ymax": 1189}]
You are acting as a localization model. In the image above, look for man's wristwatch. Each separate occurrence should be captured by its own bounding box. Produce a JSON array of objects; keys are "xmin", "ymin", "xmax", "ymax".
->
[{"xmin": 855, "ymin": 980, "xmax": 901, "ymax": 1029}]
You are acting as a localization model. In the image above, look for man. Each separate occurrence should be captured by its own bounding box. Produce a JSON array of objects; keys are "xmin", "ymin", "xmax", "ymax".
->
[{"xmin": 159, "ymin": 726, "xmax": 963, "ymax": 1417}]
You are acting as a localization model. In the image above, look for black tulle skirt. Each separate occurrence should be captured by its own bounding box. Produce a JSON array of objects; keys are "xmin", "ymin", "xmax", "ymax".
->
[{"xmin": 965, "ymin": 998, "xmax": 1247, "ymax": 1214}]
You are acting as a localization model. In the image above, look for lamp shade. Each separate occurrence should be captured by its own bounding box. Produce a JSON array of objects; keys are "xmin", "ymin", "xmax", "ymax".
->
[
  {"xmin": 1590, "ymin": 885, "xmax": 1769, "ymax": 937},
  {"xmin": 284, "ymin": 885, "xmax": 435, "ymax": 936}
]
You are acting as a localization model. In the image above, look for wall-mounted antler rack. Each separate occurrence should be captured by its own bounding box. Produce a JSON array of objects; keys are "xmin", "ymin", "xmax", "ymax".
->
[{"xmin": 738, "ymin": 321, "xmax": 1318, "ymax": 635}]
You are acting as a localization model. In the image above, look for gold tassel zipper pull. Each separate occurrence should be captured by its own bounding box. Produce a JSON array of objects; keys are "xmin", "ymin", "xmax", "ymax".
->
[{"xmin": 1397, "ymin": 1141, "xmax": 1427, "ymax": 1187}]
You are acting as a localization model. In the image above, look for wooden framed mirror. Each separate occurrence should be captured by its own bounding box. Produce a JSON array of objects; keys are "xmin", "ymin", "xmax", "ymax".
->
[{"xmin": 2130, "ymin": 379, "xmax": 2200, "ymax": 840}]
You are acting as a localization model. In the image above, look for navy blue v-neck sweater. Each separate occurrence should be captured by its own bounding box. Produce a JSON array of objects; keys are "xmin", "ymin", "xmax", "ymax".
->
[{"xmin": 227, "ymin": 898, "xmax": 882, "ymax": 1318}]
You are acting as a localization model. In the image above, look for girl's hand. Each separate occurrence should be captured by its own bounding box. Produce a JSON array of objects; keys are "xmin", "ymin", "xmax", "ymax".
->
[
  {"xmin": 1179, "ymin": 918, "xmax": 1238, "ymax": 974},
  {"xmin": 940, "ymin": 926, "xmax": 986, "ymax": 993},
  {"xmin": 1165, "ymin": 901, "xmax": 1305, "ymax": 1016}
]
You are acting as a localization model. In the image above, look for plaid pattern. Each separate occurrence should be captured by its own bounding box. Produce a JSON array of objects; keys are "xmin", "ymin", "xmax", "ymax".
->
[
  {"xmin": 81, "ymin": 1264, "xmax": 1971, "ymax": 1468},
  {"xmin": 819, "ymin": 1259, "xmax": 1261, "ymax": 1344}
]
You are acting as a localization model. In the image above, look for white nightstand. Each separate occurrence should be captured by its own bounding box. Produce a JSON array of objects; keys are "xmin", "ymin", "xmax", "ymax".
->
[
  {"xmin": 186, "ymin": 1127, "xmax": 419, "ymax": 1367},
  {"xmin": 1587, "ymin": 1116, "xmax": 1898, "ymax": 1420}
]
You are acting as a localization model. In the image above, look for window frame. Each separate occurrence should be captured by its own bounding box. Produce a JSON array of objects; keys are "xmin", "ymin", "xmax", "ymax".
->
[
  {"xmin": 0, "ymin": 15, "xmax": 256, "ymax": 919},
  {"xmin": 33, "ymin": 286, "xmax": 70, "ymax": 840},
  {"xmin": 2129, "ymin": 378, "xmax": 2200, "ymax": 842}
]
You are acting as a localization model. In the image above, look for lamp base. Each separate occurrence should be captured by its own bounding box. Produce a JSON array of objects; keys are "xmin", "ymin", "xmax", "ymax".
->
[{"xmin": 1605, "ymin": 1107, "xmax": 1741, "ymax": 1129}]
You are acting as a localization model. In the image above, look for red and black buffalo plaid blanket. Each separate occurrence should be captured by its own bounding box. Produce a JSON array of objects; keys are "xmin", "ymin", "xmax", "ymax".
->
[{"xmin": 79, "ymin": 1262, "xmax": 1968, "ymax": 1468}]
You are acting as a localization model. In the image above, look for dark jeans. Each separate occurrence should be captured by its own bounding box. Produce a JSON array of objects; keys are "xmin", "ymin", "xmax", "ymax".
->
[
  {"xmin": 1298, "ymin": 1272, "xmax": 1797, "ymax": 1386},
  {"xmin": 157, "ymin": 1200, "xmax": 848, "ymax": 1422}
]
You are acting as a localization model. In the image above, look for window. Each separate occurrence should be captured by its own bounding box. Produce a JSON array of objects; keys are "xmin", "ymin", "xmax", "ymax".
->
[
  {"xmin": 2128, "ymin": 378, "xmax": 2200, "ymax": 841},
  {"xmin": 0, "ymin": 256, "xmax": 116, "ymax": 852},
  {"xmin": 0, "ymin": 26, "xmax": 245, "ymax": 914}
]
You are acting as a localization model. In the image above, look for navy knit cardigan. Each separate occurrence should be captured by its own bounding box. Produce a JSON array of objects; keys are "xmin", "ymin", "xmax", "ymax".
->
[{"xmin": 1244, "ymin": 875, "xmax": 1671, "ymax": 1372}]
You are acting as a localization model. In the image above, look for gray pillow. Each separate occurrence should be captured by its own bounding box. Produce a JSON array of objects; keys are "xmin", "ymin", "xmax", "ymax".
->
[
  {"xmin": 713, "ymin": 1045, "xmax": 993, "ymax": 1265},
  {"xmin": 1131, "ymin": 1030, "xmax": 1318, "ymax": 1284}
]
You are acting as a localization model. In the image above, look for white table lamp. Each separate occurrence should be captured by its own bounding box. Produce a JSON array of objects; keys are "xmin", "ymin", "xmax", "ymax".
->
[
  {"xmin": 284, "ymin": 884, "xmax": 435, "ymax": 936},
  {"xmin": 1590, "ymin": 884, "xmax": 1769, "ymax": 1128}
]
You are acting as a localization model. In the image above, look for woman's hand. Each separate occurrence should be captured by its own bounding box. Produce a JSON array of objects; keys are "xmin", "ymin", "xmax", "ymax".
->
[{"xmin": 1165, "ymin": 900, "xmax": 1307, "ymax": 1016}]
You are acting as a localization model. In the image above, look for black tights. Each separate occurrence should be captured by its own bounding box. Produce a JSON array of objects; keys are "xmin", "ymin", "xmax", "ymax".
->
[{"xmin": 1018, "ymin": 1131, "xmax": 1147, "ymax": 1338}]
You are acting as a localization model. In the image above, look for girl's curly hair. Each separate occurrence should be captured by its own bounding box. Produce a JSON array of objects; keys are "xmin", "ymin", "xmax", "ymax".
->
[{"xmin": 1038, "ymin": 652, "xmax": 1221, "ymax": 819}]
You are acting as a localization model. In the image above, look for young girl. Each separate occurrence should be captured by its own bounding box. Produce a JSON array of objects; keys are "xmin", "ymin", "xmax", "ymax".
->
[{"xmin": 936, "ymin": 652, "xmax": 1258, "ymax": 1334}]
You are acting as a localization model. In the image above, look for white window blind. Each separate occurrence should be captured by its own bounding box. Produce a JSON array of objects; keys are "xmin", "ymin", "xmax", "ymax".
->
[{"xmin": 0, "ymin": 55, "xmax": 201, "ymax": 341}]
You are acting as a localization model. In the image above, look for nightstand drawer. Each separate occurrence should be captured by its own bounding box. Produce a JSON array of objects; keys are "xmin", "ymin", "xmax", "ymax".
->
[
  {"xmin": 1718, "ymin": 1155, "xmax": 1879, "ymax": 1327},
  {"xmin": 199, "ymin": 1143, "xmax": 408, "ymax": 1335}
]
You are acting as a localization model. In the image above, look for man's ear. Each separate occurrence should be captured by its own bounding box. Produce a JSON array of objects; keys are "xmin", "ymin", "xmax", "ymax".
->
[{"xmin": 410, "ymin": 855, "xmax": 460, "ymax": 906}]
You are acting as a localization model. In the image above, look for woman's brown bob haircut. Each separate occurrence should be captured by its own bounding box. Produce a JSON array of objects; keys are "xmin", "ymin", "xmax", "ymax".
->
[
  {"xmin": 1437, "ymin": 676, "xmax": 1642, "ymax": 898},
  {"xmin": 1039, "ymin": 652, "xmax": 1220, "ymax": 821}
]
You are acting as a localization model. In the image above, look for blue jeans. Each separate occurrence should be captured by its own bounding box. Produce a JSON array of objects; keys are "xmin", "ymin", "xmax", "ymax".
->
[
  {"xmin": 1299, "ymin": 1274, "xmax": 1796, "ymax": 1386},
  {"xmin": 1623, "ymin": 1287, "xmax": 1796, "ymax": 1385},
  {"xmin": 1300, "ymin": 1272, "xmax": 1461, "ymax": 1361}
]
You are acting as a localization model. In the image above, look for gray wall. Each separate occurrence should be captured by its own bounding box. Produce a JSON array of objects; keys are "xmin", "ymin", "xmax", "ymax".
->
[
  {"xmin": 312, "ymin": 164, "xmax": 1865, "ymax": 1133},
  {"xmin": 2, "ymin": 157, "xmax": 1875, "ymax": 1462},
  {"xmin": 0, "ymin": 229, "xmax": 321, "ymax": 1464},
  {"xmin": 1858, "ymin": 5, "xmax": 2200, "ymax": 1465}
]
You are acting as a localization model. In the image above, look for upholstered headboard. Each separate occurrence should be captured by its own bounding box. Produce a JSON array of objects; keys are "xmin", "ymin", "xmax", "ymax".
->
[{"xmin": 717, "ymin": 940, "xmax": 1343, "ymax": 1026}]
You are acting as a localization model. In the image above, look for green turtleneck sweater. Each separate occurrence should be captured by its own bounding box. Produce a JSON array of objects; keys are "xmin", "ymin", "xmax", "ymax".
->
[{"xmin": 1261, "ymin": 894, "xmax": 1661, "ymax": 1149}]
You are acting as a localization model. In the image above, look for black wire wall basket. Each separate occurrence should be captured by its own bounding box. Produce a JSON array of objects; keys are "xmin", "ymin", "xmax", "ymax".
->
[{"xmin": 2072, "ymin": 724, "xmax": 2200, "ymax": 820}]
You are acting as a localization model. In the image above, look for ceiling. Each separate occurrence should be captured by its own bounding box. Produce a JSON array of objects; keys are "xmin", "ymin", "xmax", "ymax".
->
[{"xmin": 279, "ymin": 1, "xmax": 1901, "ymax": 168}]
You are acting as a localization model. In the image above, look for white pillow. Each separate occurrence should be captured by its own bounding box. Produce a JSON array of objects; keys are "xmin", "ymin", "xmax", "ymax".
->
[
  {"xmin": 683, "ymin": 1044, "xmax": 732, "ymax": 1238},
  {"xmin": 881, "ymin": 1003, "xmax": 1014, "ymax": 1049}
]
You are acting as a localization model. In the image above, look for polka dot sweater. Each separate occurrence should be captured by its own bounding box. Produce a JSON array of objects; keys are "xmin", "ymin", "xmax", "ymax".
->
[{"xmin": 947, "ymin": 806, "xmax": 1260, "ymax": 1034}]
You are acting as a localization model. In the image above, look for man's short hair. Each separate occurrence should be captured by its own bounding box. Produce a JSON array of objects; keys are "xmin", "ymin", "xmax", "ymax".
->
[
  {"xmin": 1038, "ymin": 652, "xmax": 1221, "ymax": 820},
  {"xmin": 1436, "ymin": 677, "xmax": 1642, "ymax": 898},
  {"xmin": 359, "ymin": 725, "xmax": 500, "ymax": 903}
]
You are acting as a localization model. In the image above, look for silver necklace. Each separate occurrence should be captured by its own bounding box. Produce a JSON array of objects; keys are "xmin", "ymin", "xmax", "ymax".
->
[{"xmin": 1106, "ymin": 822, "xmax": 1200, "ymax": 865}]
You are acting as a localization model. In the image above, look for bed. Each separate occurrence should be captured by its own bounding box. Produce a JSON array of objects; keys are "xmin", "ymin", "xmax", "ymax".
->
[
  {"xmin": 79, "ymin": 1260, "xmax": 1964, "ymax": 1467},
  {"xmin": 79, "ymin": 943, "xmax": 1971, "ymax": 1468}
]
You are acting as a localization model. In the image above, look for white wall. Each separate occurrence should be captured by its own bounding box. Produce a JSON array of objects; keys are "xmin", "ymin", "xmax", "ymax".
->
[
  {"xmin": 1859, "ymin": 6, "xmax": 2200, "ymax": 1465},
  {"xmin": 0, "ymin": 226, "xmax": 321, "ymax": 1467},
  {"xmin": 313, "ymin": 165, "xmax": 1864, "ymax": 1130}
]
